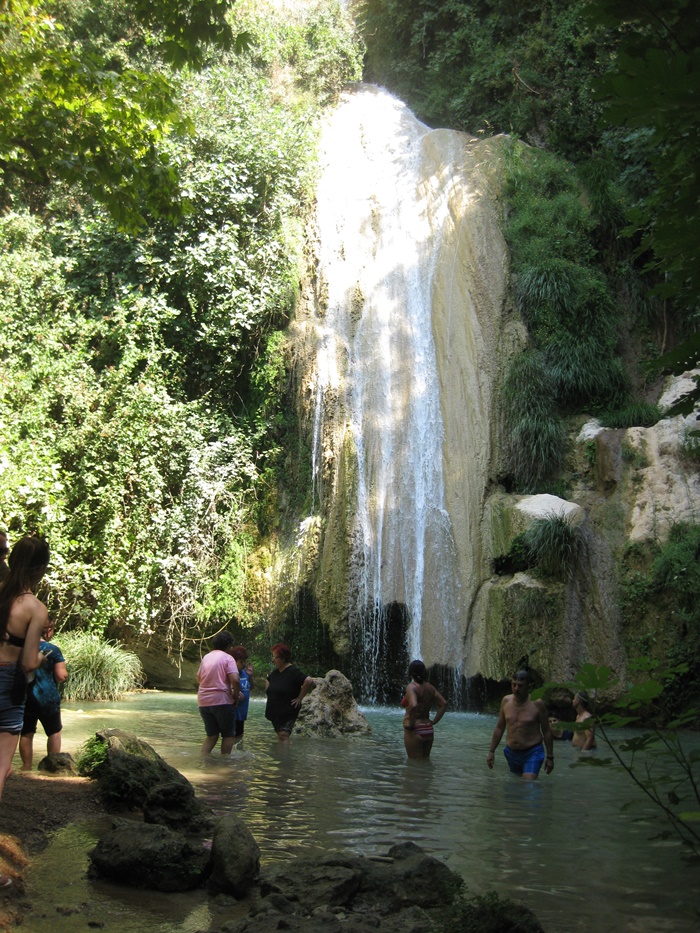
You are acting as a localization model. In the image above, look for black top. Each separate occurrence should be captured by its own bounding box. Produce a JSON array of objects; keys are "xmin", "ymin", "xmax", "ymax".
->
[
  {"xmin": 3, "ymin": 630, "xmax": 25, "ymax": 648},
  {"xmin": 265, "ymin": 665, "xmax": 307, "ymax": 724}
]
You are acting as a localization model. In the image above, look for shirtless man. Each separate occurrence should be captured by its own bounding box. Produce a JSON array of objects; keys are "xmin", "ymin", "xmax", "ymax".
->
[{"xmin": 486, "ymin": 670, "xmax": 554, "ymax": 780}]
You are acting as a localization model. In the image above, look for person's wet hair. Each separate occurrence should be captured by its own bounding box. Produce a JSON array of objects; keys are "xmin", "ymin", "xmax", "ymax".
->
[
  {"xmin": 575, "ymin": 690, "xmax": 590, "ymax": 709},
  {"xmin": 408, "ymin": 660, "xmax": 427, "ymax": 684},
  {"xmin": 513, "ymin": 669, "xmax": 530, "ymax": 683}
]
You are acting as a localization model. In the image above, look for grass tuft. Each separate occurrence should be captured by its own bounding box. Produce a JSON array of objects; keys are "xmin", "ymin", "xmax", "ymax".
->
[
  {"xmin": 59, "ymin": 631, "xmax": 145, "ymax": 701},
  {"xmin": 523, "ymin": 513, "xmax": 583, "ymax": 579},
  {"xmin": 545, "ymin": 336, "xmax": 627, "ymax": 409},
  {"xmin": 599, "ymin": 402, "xmax": 662, "ymax": 429},
  {"xmin": 503, "ymin": 351, "xmax": 566, "ymax": 490}
]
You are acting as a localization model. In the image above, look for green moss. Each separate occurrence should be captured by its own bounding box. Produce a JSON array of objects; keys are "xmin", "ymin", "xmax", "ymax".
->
[{"xmin": 621, "ymin": 440, "xmax": 649, "ymax": 470}]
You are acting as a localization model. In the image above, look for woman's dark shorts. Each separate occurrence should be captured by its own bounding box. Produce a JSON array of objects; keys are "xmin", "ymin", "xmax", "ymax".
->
[
  {"xmin": 199, "ymin": 704, "xmax": 236, "ymax": 738},
  {"xmin": 0, "ymin": 662, "xmax": 25, "ymax": 734}
]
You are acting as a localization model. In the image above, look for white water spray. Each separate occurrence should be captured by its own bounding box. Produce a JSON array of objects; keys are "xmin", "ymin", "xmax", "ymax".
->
[
  {"xmin": 311, "ymin": 88, "xmax": 459, "ymax": 681},
  {"xmin": 303, "ymin": 85, "xmax": 510, "ymax": 698}
]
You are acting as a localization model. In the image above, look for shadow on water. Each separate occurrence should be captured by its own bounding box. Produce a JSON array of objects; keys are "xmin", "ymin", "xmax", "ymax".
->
[{"xmin": 16, "ymin": 693, "xmax": 700, "ymax": 933}]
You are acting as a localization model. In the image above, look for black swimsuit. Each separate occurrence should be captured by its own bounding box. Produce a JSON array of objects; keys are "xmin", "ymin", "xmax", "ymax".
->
[{"xmin": 3, "ymin": 631, "xmax": 25, "ymax": 648}]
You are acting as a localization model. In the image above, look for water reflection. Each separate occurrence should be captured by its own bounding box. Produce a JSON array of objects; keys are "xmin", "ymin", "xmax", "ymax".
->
[{"xmin": 18, "ymin": 693, "xmax": 700, "ymax": 933}]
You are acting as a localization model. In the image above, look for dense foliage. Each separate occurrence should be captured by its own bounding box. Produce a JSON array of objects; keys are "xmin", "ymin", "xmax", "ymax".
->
[
  {"xmin": 0, "ymin": 0, "xmax": 363, "ymax": 654},
  {"xmin": 358, "ymin": 0, "xmax": 612, "ymax": 158},
  {"xmin": 0, "ymin": 0, "xmax": 240, "ymax": 229},
  {"xmin": 621, "ymin": 523, "xmax": 700, "ymax": 711},
  {"xmin": 356, "ymin": 0, "xmax": 699, "ymax": 488}
]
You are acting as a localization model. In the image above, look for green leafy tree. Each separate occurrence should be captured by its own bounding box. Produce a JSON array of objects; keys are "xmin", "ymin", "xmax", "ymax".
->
[{"xmin": 0, "ymin": 0, "xmax": 237, "ymax": 229}]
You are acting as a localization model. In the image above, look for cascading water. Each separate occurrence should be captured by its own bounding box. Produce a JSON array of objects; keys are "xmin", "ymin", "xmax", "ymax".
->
[{"xmin": 300, "ymin": 84, "xmax": 510, "ymax": 700}]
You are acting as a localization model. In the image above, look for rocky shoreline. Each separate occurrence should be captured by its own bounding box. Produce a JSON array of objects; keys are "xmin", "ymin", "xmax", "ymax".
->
[{"xmin": 0, "ymin": 728, "xmax": 546, "ymax": 933}]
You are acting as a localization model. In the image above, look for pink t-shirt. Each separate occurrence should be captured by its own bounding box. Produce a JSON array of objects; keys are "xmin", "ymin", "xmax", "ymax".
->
[{"xmin": 197, "ymin": 650, "xmax": 239, "ymax": 707}]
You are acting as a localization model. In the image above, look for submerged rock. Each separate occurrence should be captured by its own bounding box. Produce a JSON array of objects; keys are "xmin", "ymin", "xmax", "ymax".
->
[
  {"xmin": 294, "ymin": 670, "xmax": 371, "ymax": 737},
  {"xmin": 224, "ymin": 842, "xmax": 462, "ymax": 932}
]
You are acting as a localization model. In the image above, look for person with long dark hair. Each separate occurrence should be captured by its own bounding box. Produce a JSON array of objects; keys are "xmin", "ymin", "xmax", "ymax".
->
[
  {"xmin": 0, "ymin": 536, "xmax": 50, "ymax": 885},
  {"xmin": 402, "ymin": 660, "xmax": 447, "ymax": 759}
]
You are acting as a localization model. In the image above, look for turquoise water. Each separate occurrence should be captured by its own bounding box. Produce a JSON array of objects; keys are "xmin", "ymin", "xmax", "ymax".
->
[{"xmin": 19, "ymin": 692, "xmax": 700, "ymax": 932}]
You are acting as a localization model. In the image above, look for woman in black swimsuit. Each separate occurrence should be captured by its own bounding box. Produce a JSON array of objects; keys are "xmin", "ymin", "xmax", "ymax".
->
[{"xmin": 0, "ymin": 537, "xmax": 50, "ymax": 885}]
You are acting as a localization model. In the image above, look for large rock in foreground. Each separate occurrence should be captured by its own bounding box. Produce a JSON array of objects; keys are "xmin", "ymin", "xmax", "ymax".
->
[
  {"xmin": 222, "ymin": 842, "xmax": 459, "ymax": 933},
  {"xmin": 294, "ymin": 670, "xmax": 371, "ymax": 737},
  {"xmin": 86, "ymin": 728, "xmax": 213, "ymax": 832},
  {"xmin": 90, "ymin": 821, "xmax": 210, "ymax": 892},
  {"xmin": 209, "ymin": 813, "xmax": 261, "ymax": 897}
]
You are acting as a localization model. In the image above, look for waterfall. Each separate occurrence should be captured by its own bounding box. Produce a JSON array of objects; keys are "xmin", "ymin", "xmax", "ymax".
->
[{"xmin": 302, "ymin": 85, "xmax": 510, "ymax": 699}]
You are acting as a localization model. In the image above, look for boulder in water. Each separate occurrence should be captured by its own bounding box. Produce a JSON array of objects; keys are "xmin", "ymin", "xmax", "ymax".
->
[{"xmin": 294, "ymin": 670, "xmax": 371, "ymax": 737}]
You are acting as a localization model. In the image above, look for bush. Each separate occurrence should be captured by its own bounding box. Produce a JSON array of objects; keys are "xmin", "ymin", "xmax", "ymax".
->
[
  {"xmin": 503, "ymin": 352, "xmax": 566, "ymax": 490},
  {"xmin": 619, "ymin": 524, "xmax": 700, "ymax": 714},
  {"xmin": 600, "ymin": 402, "xmax": 662, "ymax": 429},
  {"xmin": 523, "ymin": 513, "xmax": 584, "ymax": 579},
  {"xmin": 60, "ymin": 631, "xmax": 144, "ymax": 701},
  {"xmin": 545, "ymin": 336, "xmax": 626, "ymax": 410}
]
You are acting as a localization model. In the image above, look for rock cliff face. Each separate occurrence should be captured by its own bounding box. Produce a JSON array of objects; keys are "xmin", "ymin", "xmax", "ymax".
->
[
  {"xmin": 266, "ymin": 84, "xmax": 699, "ymax": 701},
  {"xmin": 283, "ymin": 86, "xmax": 515, "ymax": 694}
]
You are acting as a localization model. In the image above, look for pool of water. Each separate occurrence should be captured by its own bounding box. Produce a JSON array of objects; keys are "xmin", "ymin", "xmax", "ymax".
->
[{"xmin": 19, "ymin": 693, "xmax": 700, "ymax": 932}]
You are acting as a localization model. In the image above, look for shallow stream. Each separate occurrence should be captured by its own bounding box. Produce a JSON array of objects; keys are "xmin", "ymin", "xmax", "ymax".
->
[{"xmin": 19, "ymin": 693, "xmax": 700, "ymax": 932}]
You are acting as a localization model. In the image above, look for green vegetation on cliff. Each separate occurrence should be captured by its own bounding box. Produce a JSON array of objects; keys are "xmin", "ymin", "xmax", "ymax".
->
[{"xmin": 357, "ymin": 0, "xmax": 699, "ymax": 489}]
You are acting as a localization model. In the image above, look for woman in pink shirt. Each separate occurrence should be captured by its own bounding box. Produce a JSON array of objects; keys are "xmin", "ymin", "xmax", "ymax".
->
[{"xmin": 197, "ymin": 631, "xmax": 240, "ymax": 756}]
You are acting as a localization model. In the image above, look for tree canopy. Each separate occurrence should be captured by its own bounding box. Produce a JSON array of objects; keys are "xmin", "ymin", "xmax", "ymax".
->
[
  {"xmin": 0, "ymin": 0, "xmax": 237, "ymax": 229},
  {"xmin": 588, "ymin": 0, "xmax": 700, "ymax": 312}
]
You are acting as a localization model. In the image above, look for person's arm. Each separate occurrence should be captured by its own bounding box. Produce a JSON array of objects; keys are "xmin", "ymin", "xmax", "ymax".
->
[
  {"xmin": 431, "ymin": 688, "xmax": 447, "ymax": 727},
  {"xmin": 291, "ymin": 675, "xmax": 314, "ymax": 708},
  {"xmin": 22, "ymin": 604, "xmax": 48, "ymax": 673},
  {"xmin": 245, "ymin": 663, "xmax": 255, "ymax": 691},
  {"xmin": 537, "ymin": 700, "xmax": 555, "ymax": 773},
  {"xmin": 581, "ymin": 718, "xmax": 596, "ymax": 751},
  {"xmin": 227, "ymin": 667, "xmax": 240, "ymax": 703},
  {"xmin": 53, "ymin": 661, "xmax": 68, "ymax": 684},
  {"xmin": 486, "ymin": 700, "xmax": 506, "ymax": 769},
  {"xmin": 402, "ymin": 683, "xmax": 419, "ymax": 729}
]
